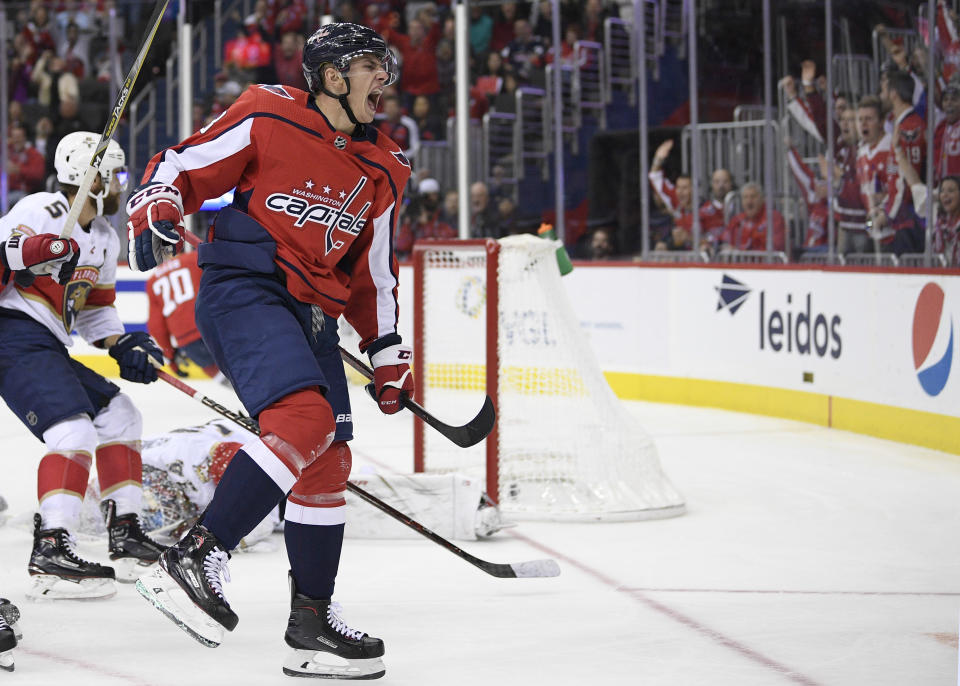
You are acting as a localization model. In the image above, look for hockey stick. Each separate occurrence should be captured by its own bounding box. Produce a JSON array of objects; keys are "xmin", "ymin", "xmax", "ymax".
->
[
  {"xmin": 59, "ymin": 0, "xmax": 170, "ymax": 241},
  {"xmin": 153, "ymin": 370, "xmax": 559, "ymax": 578},
  {"xmin": 179, "ymin": 229, "xmax": 496, "ymax": 448},
  {"xmin": 338, "ymin": 347, "xmax": 496, "ymax": 449}
]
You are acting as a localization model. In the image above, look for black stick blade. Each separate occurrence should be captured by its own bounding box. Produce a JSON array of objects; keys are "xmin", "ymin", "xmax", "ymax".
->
[{"xmin": 413, "ymin": 394, "xmax": 495, "ymax": 448}]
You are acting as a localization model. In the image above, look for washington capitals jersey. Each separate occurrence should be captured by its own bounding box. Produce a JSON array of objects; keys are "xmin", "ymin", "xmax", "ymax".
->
[
  {"xmin": 142, "ymin": 84, "xmax": 412, "ymax": 350},
  {"xmin": 0, "ymin": 191, "xmax": 123, "ymax": 347},
  {"xmin": 145, "ymin": 251, "xmax": 204, "ymax": 360}
]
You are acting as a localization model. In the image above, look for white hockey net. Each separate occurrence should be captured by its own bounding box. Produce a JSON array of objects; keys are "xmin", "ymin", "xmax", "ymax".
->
[{"xmin": 414, "ymin": 235, "xmax": 685, "ymax": 521}]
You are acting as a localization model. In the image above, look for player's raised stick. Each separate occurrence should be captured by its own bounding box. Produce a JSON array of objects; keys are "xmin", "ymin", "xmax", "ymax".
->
[
  {"xmin": 178, "ymin": 231, "xmax": 496, "ymax": 448},
  {"xmin": 153, "ymin": 369, "xmax": 558, "ymax": 579},
  {"xmin": 59, "ymin": 0, "xmax": 170, "ymax": 241}
]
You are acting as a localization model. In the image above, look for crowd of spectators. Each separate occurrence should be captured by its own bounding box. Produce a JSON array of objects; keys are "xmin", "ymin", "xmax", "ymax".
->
[
  {"xmin": 647, "ymin": 2, "xmax": 960, "ymax": 265},
  {"xmin": 5, "ymin": 0, "xmax": 625, "ymax": 261},
  {"xmin": 5, "ymin": 0, "xmax": 127, "ymax": 200}
]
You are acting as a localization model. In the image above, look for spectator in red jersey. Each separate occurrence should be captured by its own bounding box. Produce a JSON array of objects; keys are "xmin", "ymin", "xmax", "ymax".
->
[
  {"xmin": 886, "ymin": 70, "xmax": 926, "ymax": 180},
  {"xmin": 854, "ymin": 95, "xmax": 894, "ymax": 253},
  {"xmin": 273, "ymin": 31, "xmax": 308, "ymax": 90},
  {"xmin": 223, "ymin": 22, "xmax": 272, "ymax": 85},
  {"xmin": 383, "ymin": 14, "xmax": 442, "ymax": 109},
  {"xmin": 58, "ymin": 21, "xmax": 90, "ymax": 78},
  {"xmin": 375, "ymin": 93, "xmax": 420, "ymax": 161},
  {"xmin": 146, "ymin": 251, "xmax": 225, "ymax": 382},
  {"xmin": 270, "ymin": 0, "xmax": 307, "ymax": 40},
  {"xmin": 6, "ymin": 123, "xmax": 47, "ymax": 205},
  {"xmin": 934, "ymin": 80, "xmax": 960, "ymax": 185},
  {"xmin": 395, "ymin": 178, "xmax": 456, "ymax": 260},
  {"xmin": 785, "ymin": 137, "xmax": 830, "ymax": 253},
  {"xmin": 863, "ymin": 87, "xmax": 923, "ymax": 255},
  {"xmin": 648, "ymin": 139, "xmax": 727, "ymax": 250},
  {"xmin": 933, "ymin": 176, "xmax": 960, "ymax": 266},
  {"xmin": 20, "ymin": 4, "xmax": 56, "ymax": 63},
  {"xmin": 721, "ymin": 183, "xmax": 786, "ymax": 252},
  {"xmin": 489, "ymin": 1, "xmax": 518, "ymax": 52}
]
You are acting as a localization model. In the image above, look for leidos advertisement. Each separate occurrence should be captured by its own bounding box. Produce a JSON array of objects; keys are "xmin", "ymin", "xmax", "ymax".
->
[
  {"xmin": 563, "ymin": 266, "xmax": 960, "ymax": 418},
  {"xmin": 110, "ymin": 263, "xmax": 960, "ymax": 419}
]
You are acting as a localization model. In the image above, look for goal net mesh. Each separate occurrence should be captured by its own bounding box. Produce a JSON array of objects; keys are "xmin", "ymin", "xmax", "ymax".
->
[{"xmin": 417, "ymin": 235, "xmax": 685, "ymax": 521}]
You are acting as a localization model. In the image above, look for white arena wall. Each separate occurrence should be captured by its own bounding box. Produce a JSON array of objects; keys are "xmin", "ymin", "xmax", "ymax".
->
[{"xmin": 81, "ymin": 261, "xmax": 960, "ymax": 456}]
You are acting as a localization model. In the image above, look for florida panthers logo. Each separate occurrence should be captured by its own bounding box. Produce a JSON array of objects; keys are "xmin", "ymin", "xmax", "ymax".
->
[
  {"xmin": 265, "ymin": 176, "xmax": 372, "ymax": 255},
  {"xmin": 62, "ymin": 267, "xmax": 99, "ymax": 334}
]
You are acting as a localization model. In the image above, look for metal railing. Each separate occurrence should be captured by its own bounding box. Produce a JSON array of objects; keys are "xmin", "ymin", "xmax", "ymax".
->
[
  {"xmin": 574, "ymin": 41, "xmax": 606, "ymax": 130},
  {"xmin": 482, "ymin": 112, "xmax": 519, "ymax": 200},
  {"xmin": 681, "ymin": 119, "xmax": 785, "ymax": 195},
  {"xmin": 872, "ymin": 26, "xmax": 920, "ymax": 71},
  {"xmin": 713, "ymin": 250, "xmax": 790, "ymax": 264},
  {"xmin": 545, "ymin": 64, "xmax": 578, "ymax": 153},
  {"xmin": 127, "ymin": 85, "xmax": 157, "ymax": 183},
  {"xmin": 516, "ymin": 87, "xmax": 551, "ymax": 180},
  {"xmin": 831, "ymin": 54, "xmax": 878, "ymax": 106},
  {"xmin": 604, "ymin": 18, "xmax": 637, "ymax": 103}
]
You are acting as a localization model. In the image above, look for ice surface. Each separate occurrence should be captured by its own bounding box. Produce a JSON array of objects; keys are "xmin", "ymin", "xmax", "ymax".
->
[{"xmin": 1, "ymin": 379, "xmax": 958, "ymax": 685}]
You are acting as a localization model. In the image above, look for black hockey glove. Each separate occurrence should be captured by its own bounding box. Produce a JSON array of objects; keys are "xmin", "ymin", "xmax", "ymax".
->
[{"xmin": 109, "ymin": 332, "xmax": 163, "ymax": 383}]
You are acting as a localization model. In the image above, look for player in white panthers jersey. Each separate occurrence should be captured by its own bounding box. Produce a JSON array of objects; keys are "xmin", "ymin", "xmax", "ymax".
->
[{"xmin": 0, "ymin": 132, "xmax": 165, "ymax": 600}]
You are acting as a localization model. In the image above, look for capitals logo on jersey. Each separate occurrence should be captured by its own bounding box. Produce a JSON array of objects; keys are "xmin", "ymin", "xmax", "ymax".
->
[{"xmin": 265, "ymin": 176, "xmax": 372, "ymax": 255}]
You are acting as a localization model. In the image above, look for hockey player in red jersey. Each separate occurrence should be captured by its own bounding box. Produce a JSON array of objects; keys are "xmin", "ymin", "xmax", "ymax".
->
[
  {"xmin": 145, "ymin": 249, "xmax": 223, "ymax": 380},
  {"xmin": 129, "ymin": 24, "xmax": 410, "ymax": 679},
  {"xmin": 0, "ymin": 132, "xmax": 164, "ymax": 600}
]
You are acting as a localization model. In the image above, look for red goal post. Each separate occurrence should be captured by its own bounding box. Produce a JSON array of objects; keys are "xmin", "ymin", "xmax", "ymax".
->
[{"xmin": 412, "ymin": 235, "xmax": 685, "ymax": 522}]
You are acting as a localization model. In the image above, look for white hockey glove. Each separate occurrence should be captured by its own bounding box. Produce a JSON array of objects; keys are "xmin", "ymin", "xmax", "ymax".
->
[
  {"xmin": 126, "ymin": 182, "xmax": 185, "ymax": 271},
  {"xmin": 369, "ymin": 343, "xmax": 414, "ymax": 415}
]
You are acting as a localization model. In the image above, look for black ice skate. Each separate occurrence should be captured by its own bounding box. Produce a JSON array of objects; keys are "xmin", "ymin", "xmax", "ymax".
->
[
  {"xmin": 0, "ymin": 601, "xmax": 17, "ymax": 672},
  {"xmin": 27, "ymin": 514, "xmax": 117, "ymax": 601},
  {"xmin": 135, "ymin": 521, "xmax": 238, "ymax": 647},
  {"xmin": 101, "ymin": 499, "xmax": 163, "ymax": 582},
  {"xmin": 282, "ymin": 573, "xmax": 385, "ymax": 680},
  {"xmin": 0, "ymin": 599, "xmax": 20, "ymax": 640}
]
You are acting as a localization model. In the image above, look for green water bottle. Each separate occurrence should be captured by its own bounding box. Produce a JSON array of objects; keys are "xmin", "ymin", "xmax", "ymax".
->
[{"xmin": 537, "ymin": 223, "xmax": 574, "ymax": 276}]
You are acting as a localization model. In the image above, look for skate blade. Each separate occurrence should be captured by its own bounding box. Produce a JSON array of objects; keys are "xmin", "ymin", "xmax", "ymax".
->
[
  {"xmin": 26, "ymin": 575, "xmax": 117, "ymax": 601},
  {"xmin": 111, "ymin": 556, "xmax": 159, "ymax": 583},
  {"xmin": 0, "ymin": 650, "xmax": 13, "ymax": 672},
  {"xmin": 282, "ymin": 649, "xmax": 385, "ymax": 680},
  {"xmin": 135, "ymin": 567, "xmax": 224, "ymax": 648}
]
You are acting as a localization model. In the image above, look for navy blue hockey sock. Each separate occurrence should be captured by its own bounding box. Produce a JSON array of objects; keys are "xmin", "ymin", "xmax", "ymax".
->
[
  {"xmin": 201, "ymin": 450, "xmax": 285, "ymax": 550},
  {"xmin": 284, "ymin": 519, "xmax": 344, "ymax": 600}
]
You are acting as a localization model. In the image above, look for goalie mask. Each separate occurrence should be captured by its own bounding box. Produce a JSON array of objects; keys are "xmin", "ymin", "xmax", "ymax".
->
[
  {"xmin": 302, "ymin": 22, "xmax": 398, "ymax": 125},
  {"xmin": 55, "ymin": 131, "xmax": 128, "ymax": 216}
]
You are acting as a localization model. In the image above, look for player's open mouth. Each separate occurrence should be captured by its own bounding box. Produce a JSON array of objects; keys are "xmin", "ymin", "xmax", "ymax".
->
[{"xmin": 367, "ymin": 90, "xmax": 382, "ymax": 113}]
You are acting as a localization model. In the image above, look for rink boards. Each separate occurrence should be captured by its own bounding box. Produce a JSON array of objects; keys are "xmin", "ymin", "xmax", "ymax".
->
[{"xmin": 79, "ymin": 262, "xmax": 960, "ymax": 455}]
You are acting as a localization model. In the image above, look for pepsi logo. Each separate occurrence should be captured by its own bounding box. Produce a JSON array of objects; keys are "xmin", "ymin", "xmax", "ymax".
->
[{"xmin": 912, "ymin": 283, "xmax": 953, "ymax": 396}]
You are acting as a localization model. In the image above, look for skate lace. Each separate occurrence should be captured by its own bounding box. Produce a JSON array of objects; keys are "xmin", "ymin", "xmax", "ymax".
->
[
  {"xmin": 0, "ymin": 614, "xmax": 8, "ymax": 631},
  {"xmin": 326, "ymin": 602, "xmax": 365, "ymax": 640},
  {"xmin": 202, "ymin": 549, "xmax": 231, "ymax": 599},
  {"xmin": 60, "ymin": 531, "xmax": 93, "ymax": 565}
]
